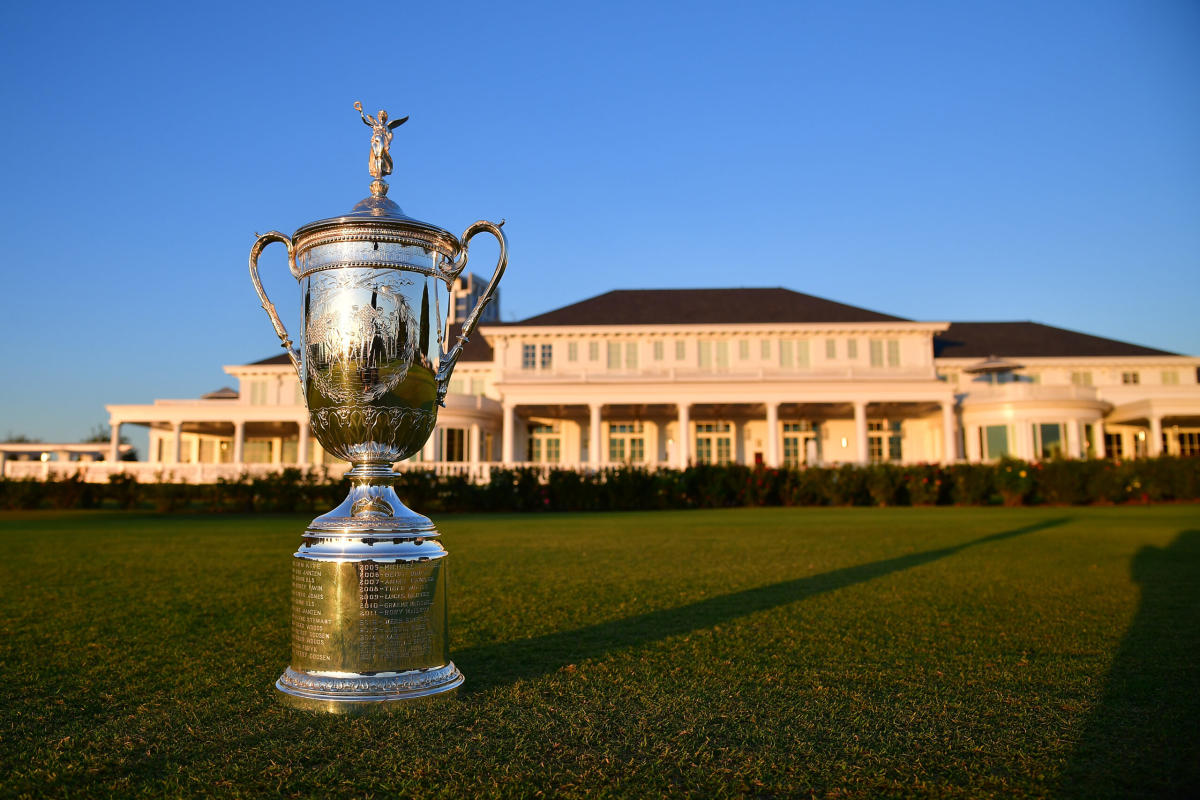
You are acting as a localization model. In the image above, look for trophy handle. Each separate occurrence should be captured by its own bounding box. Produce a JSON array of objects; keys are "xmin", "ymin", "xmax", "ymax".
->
[
  {"xmin": 435, "ymin": 219, "xmax": 508, "ymax": 404},
  {"xmin": 249, "ymin": 230, "xmax": 303, "ymax": 382}
]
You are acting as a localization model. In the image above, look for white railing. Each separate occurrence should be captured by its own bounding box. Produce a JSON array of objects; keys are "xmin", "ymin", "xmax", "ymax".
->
[
  {"xmin": 500, "ymin": 365, "xmax": 935, "ymax": 382},
  {"xmin": 962, "ymin": 384, "xmax": 1101, "ymax": 404}
]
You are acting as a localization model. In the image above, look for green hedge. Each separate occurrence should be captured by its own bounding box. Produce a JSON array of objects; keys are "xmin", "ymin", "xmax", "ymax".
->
[{"xmin": 2, "ymin": 458, "xmax": 1198, "ymax": 513}]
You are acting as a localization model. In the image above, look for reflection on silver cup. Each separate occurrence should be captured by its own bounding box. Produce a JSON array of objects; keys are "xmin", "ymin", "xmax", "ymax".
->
[{"xmin": 249, "ymin": 102, "xmax": 507, "ymax": 712}]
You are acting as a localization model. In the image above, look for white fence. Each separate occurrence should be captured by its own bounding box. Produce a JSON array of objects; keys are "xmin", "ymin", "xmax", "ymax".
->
[{"xmin": 0, "ymin": 460, "xmax": 602, "ymax": 484}]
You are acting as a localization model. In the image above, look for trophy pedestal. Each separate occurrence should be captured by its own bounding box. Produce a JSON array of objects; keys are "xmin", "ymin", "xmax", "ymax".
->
[{"xmin": 276, "ymin": 488, "xmax": 463, "ymax": 713}]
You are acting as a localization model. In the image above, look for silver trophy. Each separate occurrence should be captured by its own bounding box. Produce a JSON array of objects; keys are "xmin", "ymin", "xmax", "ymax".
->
[{"xmin": 249, "ymin": 102, "xmax": 507, "ymax": 712}]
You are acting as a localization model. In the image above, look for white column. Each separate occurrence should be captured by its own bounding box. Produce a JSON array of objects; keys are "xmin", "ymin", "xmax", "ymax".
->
[
  {"xmin": 1067, "ymin": 420, "xmax": 1082, "ymax": 459},
  {"xmin": 965, "ymin": 424, "xmax": 981, "ymax": 462},
  {"xmin": 1149, "ymin": 416, "xmax": 1163, "ymax": 457},
  {"xmin": 298, "ymin": 421, "xmax": 310, "ymax": 465},
  {"xmin": 589, "ymin": 403, "xmax": 602, "ymax": 467},
  {"xmin": 1020, "ymin": 421, "xmax": 1036, "ymax": 461},
  {"xmin": 233, "ymin": 421, "xmax": 245, "ymax": 464},
  {"xmin": 502, "ymin": 403, "xmax": 516, "ymax": 464},
  {"xmin": 765, "ymin": 402, "xmax": 779, "ymax": 467},
  {"xmin": 423, "ymin": 429, "xmax": 437, "ymax": 462},
  {"xmin": 853, "ymin": 401, "xmax": 869, "ymax": 464},
  {"xmin": 941, "ymin": 401, "xmax": 958, "ymax": 464},
  {"xmin": 191, "ymin": 437, "xmax": 201, "ymax": 465},
  {"xmin": 0, "ymin": 451, "xmax": 6, "ymax": 477},
  {"xmin": 1093, "ymin": 419, "xmax": 1107, "ymax": 459},
  {"xmin": 469, "ymin": 423, "xmax": 481, "ymax": 463},
  {"xmin": 171, "ymin": 421, "xmax": 183, "ymax": 465},
  {"xmin": 677, "ymin": 403, "xmax": 690, "ymax": 468},
  {"xmin": 109, "ymin": 422, "xmax": 122, "ymax": 463}
]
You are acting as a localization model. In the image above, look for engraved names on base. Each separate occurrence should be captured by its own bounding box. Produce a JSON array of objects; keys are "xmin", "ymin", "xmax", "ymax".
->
[
  {"xmin": 358, "ymin": 561, "xmax": 438, "ymax": 669},
  {"xmin": 290, "ymin": 556, "xmax": 444, "ymax": 673},
  {"xmin": 291, "ymin": 559, "xmax": 333, "ymax": 666}
]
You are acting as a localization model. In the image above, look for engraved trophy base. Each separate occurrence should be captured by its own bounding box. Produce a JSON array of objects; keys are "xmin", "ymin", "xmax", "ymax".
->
[
  {"xmin": 275, "ymin": 663, "xmax": 464, "ymax": 714},
  {"xmin": 276, "ymin": 475, "xmax": 463, "ymax": 713}
]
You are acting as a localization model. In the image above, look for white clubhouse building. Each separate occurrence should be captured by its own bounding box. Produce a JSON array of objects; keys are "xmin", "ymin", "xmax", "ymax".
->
[{"xmin": 10, "ymin": 287, "xmax": 1197, "ymax": 482}]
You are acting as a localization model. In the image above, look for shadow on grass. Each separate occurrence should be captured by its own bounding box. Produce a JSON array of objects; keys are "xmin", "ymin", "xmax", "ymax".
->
[
  {"xmin": 1058, "ymin": 529, "xmax": 1200, "ymax": 800},
  {"xmin": 457, "ymin": 516, "xmax": 1071, "ymax": 692}
]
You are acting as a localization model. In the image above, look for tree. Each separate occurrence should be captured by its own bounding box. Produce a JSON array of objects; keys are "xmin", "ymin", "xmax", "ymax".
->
[{"xmin": 83, "ymin": 424, "xmax": 139, "ymax": 461}]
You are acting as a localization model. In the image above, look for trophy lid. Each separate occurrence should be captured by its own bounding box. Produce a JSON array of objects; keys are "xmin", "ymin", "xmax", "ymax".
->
[{"xmin": 292, "ymin": 102, "xmax": 458, "ymax": 250}]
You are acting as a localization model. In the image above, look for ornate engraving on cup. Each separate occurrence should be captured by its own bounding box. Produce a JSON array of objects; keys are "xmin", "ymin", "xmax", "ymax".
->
[
  {"xmin": 251, "ymin": 102, "xmax": 506, "ymax": 712},
  {"xmin": 304, "ymin": 269, "xmax": 419, "ymax": 405}
]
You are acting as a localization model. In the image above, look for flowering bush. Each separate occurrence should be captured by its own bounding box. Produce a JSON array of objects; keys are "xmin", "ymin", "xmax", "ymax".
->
[{"xmin": 994, "ymin": 458, "xmax": 1036, "ymax": 506}]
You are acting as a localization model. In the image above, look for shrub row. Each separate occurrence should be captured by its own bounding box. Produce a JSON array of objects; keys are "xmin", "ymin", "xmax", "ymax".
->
[{"xmin": 2, "ymin": 458, "xmax": 1198, "ymax": 513}]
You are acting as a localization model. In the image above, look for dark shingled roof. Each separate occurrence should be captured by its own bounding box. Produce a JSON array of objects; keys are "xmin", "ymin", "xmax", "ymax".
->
[
  {"xmin": 510, "ymin": 288, "xmax": 908, "ymax": 326},
  {"xmin": 935, "ymin": 322, "xmax": 1176, "ymax": 359},
  {"xmin": 248, "ymin": 353, "xmax": 293, "ymax": 366},
  {"xmin": 456, "ymin": 329, "xmax": 493, "ymax": 362}
]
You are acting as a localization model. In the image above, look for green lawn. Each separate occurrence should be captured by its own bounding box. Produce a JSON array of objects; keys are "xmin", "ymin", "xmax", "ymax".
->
[{"xmin": 1, "ymin": 507, "xmax": 1197, "ymax": 799}]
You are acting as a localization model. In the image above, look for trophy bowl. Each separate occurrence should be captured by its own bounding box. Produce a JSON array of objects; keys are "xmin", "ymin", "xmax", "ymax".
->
[{"xmin": 248, "ymin": 103, "xmax": 507, "ymax": 712}]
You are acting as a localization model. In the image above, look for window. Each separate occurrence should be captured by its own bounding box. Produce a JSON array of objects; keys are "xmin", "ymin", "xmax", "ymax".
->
[
  {"xmin": 249, "ymin": 380, "xmax": 267, "ymax": 406},
  {"xmin": 886, "ymin": 339, "xmax": 901, "ymax": 367},
  {"xmin": 1033, "ymin": 423, "xmax": 1065, "ymax": 459},
  {"xmin": 625, "ymin": 342, "xmax": 638, "ymax": 369},
  {"xmin": 568, "ymin": 342, "xmax": 578, "ymax": 362},
  {"xmin": 1122, "ymin": 371, "xmax": 1140, "ymax": 385},
  {"xmin": 244, "ymin": 440, "xmax": 273, "ymax": 463},
  {"xmin": 869, "ymin": 340, "xmax": 883, "ymax": 367},
  {"xmin": 868, "ymin": 420, "xmax": 902, "ymax": 463},
  {"xmin": 528, "ymin": 423, "xmax": 561, "ymax": 463},
  {"xmin": 1162, "ymin": 371, "xmax": 1179, "ymax": 385},
  {"xmin": 588, "ymin": 341, "xmax": 599, "ymax": 361},
  {"xmin": 1070, "ymin": 371, "xmax": 1093, "ymax": 386},
  {"xmin": 470, "ymin": 377, "xmax": 483, "ymax": 395},
  {"xmin": 825, "ymin": 339, "xmax": 837, "ymax": 359},
  {"xmin": 1178, "ymin": 431, "xmax": 1200, "ymax": 457},
  {"xmin": 983, "ymin": 425, "xmax": 1010, "ymax": 460},
  {"xmin": 796, "ymin": 340, "xmax": 810, "ymax": 367},
  {"xmin": 698, "ymin": 341, "xmax": 713, "ymax": 369},
  {"xmin": 694, "ymin": 422, "xmax": 733, "ymax": 465},
  {"xmin": 675, "ymin": 340, "xmax": 686, "ymax": 360},
  {"xmin": 653, "ymin": 340, "xmax": 664, "ymax": 361},
  {"xmin": 1104, "ymin": 432, "xmax": 1123, "ymax": 459},
  {"xmin": 716, "ymin": 341, "xmax": 730, "ymax": 371},
  {"xmin": 738, "ymin": 340, "xmax": 749, "ymax": 360},
  {"xmin": 760, "ymin": 339, "xmax": 771, "ymax": 359},
  {"xmin": 607, "ymin": 341, "xmax": 621, "ymax": 369},
  {"xmin": 443, "ymin": 428, "xmax": 465, "ymax": 462},
  {"xmin": 199, "ymin": 439, "xmax": 215, "ymax": 463},
  {"xmin": 608, "ymin": 422, "xmax": 645, "ymax": 463},
  {"xmin": 846, "ymin": 339, "xmax": 858, "ymax": 359},
  {"xmin": 537, "ymin": 344, "xmax": 551, "ymax": 369},
  {"xmin": 521, "ymin": 344, "xmax": 536, "ymax": 370},
  {"xmin": 782, "ymin": 421, "xmax": 818, "ymax": 468},
  {"xmin": 779, "ymin": 340, "xmax": 794, "ymax": 368}
]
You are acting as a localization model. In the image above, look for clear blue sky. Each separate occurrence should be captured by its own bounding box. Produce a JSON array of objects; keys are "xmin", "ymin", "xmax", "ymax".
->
[{"xmin": 1, "ymin": 0, "xmax": 1197, "ymax": 452}]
